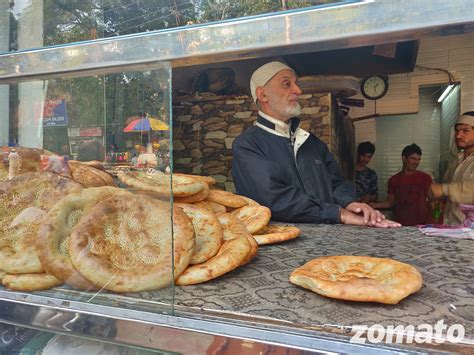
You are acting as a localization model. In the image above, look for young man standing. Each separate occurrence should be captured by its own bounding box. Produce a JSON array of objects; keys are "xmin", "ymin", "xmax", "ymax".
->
[
  {"xmin": 355, "ymin": 141, "xmax": 378, "ymax": 203},
  {"xmin": 370, "ymin": 144, "xmax": 432, "ymax": 226},
  {"xmin": 429, "ymin": 111, "xmax": 474, "ymax": 225}
]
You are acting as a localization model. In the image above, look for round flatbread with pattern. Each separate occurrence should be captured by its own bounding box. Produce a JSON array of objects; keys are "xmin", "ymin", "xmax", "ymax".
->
[
  {"xmin": 231, "ymin": 205, "xmax": 271, "ymax": 234},
  {"xmin": 216, "ymin": 212, "xmax": 252, "ymax": 241},
  {"xmin": 240, "ymin": 195, "xmax": 260, "ymax": 206},
  {"xmin": 252, "ymin": 225, "xmax": 300, "ymax": 245},
  {"xmin": 289, "ymin": 256, "xmax": 423, "ymax": 304},
  {"xmin": 206, "ymin": 189, "xmax": 247, "ymax": 208},
  {"xmin": 176, "ymin": 236, "xmax": 254, "ymax": 286},
  {"xmin": 174, "ymin": 183, "xmax": 209, "ymax": 204},
  {"xmin": 176, "ymin": 203, "xmax": 223, "ymax": 265},
  {"xmin": 2, "ymin": 273, "xmax": 62, "ymax": 292},
  {"xmin": 68, "ymin": 160, "xmax": 115, "ymax": 187},
  {"xmin": 194, "ymin": 200, "xmax": 227, "ymax": 214},
  {"xmin": 69, "ymin": 194, "xmax": 194, "ymax": 292},
  {"xmin": 172, "ymin": 173, "xmax": 216, "ymax": 186},
  {"xmin": 118, "ymin": 170, "xmax": 205, "ymax": 197},
  {"xmin": 0, "ymin": 172, "xmax": 83, "ymax": 274},
  {"xmin": 38, "ymin": 187, "xmax": 131, "ymax": 290}
]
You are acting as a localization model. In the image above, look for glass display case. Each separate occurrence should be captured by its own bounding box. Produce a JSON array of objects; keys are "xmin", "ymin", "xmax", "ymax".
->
[{"xmin": 0, "ymin": 1, "xmax": 473, "ymax": 354}]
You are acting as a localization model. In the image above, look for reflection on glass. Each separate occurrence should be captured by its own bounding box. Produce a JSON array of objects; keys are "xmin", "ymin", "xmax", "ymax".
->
[
  {"xmin": 1, "ymin": 0, "xmax": 348, "ymax": 53},
  {"xmin": 0, "ymin": 64, "xmax": 175, "ymax": 314}
]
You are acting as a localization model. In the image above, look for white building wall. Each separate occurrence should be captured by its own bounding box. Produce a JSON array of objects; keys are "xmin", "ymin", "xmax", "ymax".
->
[
  {"xmin": 374, "ymin": 87, "xmax": 441, "ymax": 200},
  {"xmin": 354, "ymin": 33, "xmax": 474, "ymax": 145}
]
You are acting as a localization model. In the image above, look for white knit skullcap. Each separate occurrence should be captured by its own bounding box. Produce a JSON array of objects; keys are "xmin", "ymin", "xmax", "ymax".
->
[
  {"xmin": 456, "ymin": 111, "xmax": 474, "ymax": 126},
  {"xmin": 250, "ymin": 61, "xmax": 294, "ymax": 103}
]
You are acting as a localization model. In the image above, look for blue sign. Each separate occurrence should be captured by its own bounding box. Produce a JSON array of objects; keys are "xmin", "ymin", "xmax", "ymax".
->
[{"xmin": 43, "ymin": 99, "xmax": 68, "ymax": 127}]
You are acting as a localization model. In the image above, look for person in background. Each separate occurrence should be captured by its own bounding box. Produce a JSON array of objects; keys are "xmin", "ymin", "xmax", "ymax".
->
[
  {"xmin": 355, "ymin": 141, "xmax": 378, "ymax": 203},
  {"xmin": 370, "ymin": 143, "xmax": 432, "ymax": 226},
  {"xmin": 429, "ymin": 111, "xmax": 474, "ymax": 225},
  {"xmin": 232, "ymin": 61, "xmax": 399, "ymax": 228},
  {"xmin": 107, "ymin": 143, "xmax": 119, "ymax": 162}
]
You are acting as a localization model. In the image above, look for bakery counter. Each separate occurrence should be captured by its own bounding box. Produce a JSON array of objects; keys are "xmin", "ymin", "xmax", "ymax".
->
[
  {"xmin": 0, "ymin": 224, "xmax": 473, "ymax": 354},
  {"xmin": 176, "ymin": 224, "xmax": 473, "ymax": 332}
]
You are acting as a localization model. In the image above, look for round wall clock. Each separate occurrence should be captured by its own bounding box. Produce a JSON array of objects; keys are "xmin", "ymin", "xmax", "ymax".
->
[{"xmin": 361, "ymin": 75, "xmax": 389, "ymax": 100}]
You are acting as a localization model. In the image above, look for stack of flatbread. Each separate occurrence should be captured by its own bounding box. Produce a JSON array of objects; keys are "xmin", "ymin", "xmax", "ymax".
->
[
  {"xmin": 0, "ymin": 157, "xmax": 301, "ymax": 292},
  {"xmin": 0, "ymin": 172, "xmax": 83, "ymax": 291},
  {"xmin": 115, "ymin": 170, "xmax": 301, "ymax": 285}
]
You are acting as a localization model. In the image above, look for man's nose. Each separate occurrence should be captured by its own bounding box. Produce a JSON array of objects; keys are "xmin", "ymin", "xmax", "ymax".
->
[{"xmin": 293, "ymin": 83, "xmax": 302, "ymax": 95}]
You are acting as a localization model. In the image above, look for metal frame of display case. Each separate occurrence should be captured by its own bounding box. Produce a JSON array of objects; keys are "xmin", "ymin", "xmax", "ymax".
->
[{"xmin": 0, "ymin": 0, "xmax": 473, "ymax": 353}]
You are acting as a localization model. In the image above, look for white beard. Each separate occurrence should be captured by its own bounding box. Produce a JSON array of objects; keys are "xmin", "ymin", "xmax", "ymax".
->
[{"xmin": 268, "ymin": 97, "xmax": 301, "ymax": 120}]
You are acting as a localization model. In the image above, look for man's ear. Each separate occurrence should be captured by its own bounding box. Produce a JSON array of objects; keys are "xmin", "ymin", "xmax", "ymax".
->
[{"xmin": 255, "ymin": 86, "xmax": 267, "ymax": 103}]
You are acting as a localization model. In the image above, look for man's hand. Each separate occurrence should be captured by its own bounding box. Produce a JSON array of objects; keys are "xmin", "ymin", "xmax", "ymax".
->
[
  {"xmin": 345, "ymin": 201, "xmax": 385, "ymax": 226},
  {"xmin": 340, "ymin": 208, "xmax": 401, "ymax": 228},
  {"xmin": 429, "ymin": 183, "xmax": 444, "ymax": 199}
]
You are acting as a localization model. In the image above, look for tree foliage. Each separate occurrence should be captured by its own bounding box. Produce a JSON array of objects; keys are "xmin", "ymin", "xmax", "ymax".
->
[{"xmin": 6, "ymin": 0, "xmax": 344, "ymax": 149}]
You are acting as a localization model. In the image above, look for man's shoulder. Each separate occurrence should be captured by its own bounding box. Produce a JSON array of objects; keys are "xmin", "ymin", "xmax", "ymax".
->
[
  {"xmin": 356, "ymin": 167, "xmax": 376, "ymax": 178},
  {"xmin": 365, "ymin": 167, "xmax": 377, "ymax": 176},
  {"xmin": 415, "ymin": 170, "xmax": 433, "ymax": 182},
  {"xmin": 233, "ymin": 125, "xmax": 260, "ymax": 145},
  {"xmin": 387, "ymin": 171, "xmax": 404, "ymax": 187},
  {"xmin": 389, "ymin": 171, "xmax": 403, "ymax": 181}
]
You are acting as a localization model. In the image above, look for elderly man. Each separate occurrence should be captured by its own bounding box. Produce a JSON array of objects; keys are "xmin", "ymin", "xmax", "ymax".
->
[
  {"xmin": 232, "ymin": 61, "xmax": 399, "ymax": 228},
  {"xmin": 430, "ymin": 111, "xmax": 474, "ymax": 225}
]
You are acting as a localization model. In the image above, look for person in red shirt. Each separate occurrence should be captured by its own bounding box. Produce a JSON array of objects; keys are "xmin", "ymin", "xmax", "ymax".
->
[{"xmin": 370, "ymin": 144, "xmax": 432, "ymax": 226}]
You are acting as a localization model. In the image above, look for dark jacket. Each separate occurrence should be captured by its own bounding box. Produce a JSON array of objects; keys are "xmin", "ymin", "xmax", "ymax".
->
[{"xmin": 232, "ymin": 115, "xmax": 357, "ymax": 223}]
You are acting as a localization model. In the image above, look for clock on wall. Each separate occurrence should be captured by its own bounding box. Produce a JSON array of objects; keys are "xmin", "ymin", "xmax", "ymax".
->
[{"xmin": 360, "ymin": 75, "xmax": 389, "ymax": 100}]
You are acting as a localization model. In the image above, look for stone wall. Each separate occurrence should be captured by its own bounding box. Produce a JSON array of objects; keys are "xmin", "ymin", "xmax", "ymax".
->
[{"xmin": 172, "ymin": 93, "xmax": 332, "ymax": 191}]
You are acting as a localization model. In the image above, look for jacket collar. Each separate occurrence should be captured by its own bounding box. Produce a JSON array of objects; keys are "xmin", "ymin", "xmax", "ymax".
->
[{"xmin": 256, "ymin": 111, "xmax": 300, "ymax": 138}]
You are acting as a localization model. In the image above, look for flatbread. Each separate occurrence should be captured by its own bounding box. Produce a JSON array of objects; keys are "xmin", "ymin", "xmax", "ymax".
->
[
  {"xmin": 172, "ymin": 173, "xmax": 216, "ymax": 186},
  {"xmin": 2, "ymin": 273, "xmax": 62, "ymax": 291},
  {"xmin": 69, "ymin": 194, "xmax": 194, "ymax": 292},
  {"xmin": 75, "ymin": 160, "xmax": 104, "ymax": 170},
  {"xmin": 252, "ymin": 225, "xmax": 300, "ymax": 245},
  {"xmin": 240, "ymin": 195, "xmax": 260, "ymax": 206},
  {"xmin": 206, "ymin": 189, "xmax": 248, "ymax": 208},
  {"xmin": 240, "ymin": 235, "xmax": 259, "ymax": 266},
  {"xmin": 231, "ymin": 205, "xmax": 272, "ymax": 234},
  {"xmin": 117, "ymin": 170, "xmax": 205, "ymax": 197},
  {"xmin": 176, "ymin": 203, "xmax": 223, "ymax": 265},
  {"xmin": 37, "ymin": 187, "xmax": 131, "ymax": 290},
  {"xmin": 68, "ymin": 160, "xmax": 115, "ymax": 187},
  {"xmin": 176, "ymin": 236, "xmax": 253, "ymax": 286},
  {"xmin": 0, "ymin": 270, "xmax": 6, "ymax": 285},
  {"xmin": 174, "ymin": 183, "xmax": 209, "ymax": 204},
  {"xmin": 0, "ymin": 172, "xmax": 83, "ymax": 274},
  {"xmin": 216, "ymin": 212, "xmax": 252, "ymax": 241},
  {"xmin": 194, "ymin": 200, "xmax": 227, "ymax": 214},
  {"xmin": 289, "ymin": 256, "xmax": 423, "ymax": 304}
]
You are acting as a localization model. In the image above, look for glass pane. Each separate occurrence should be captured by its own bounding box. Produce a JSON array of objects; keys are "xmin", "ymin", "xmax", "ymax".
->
[
  {"xmin": 0, "ymin": 63, "xmax": 175, "ymax": 315},
  {"xmin": 1, "ymin": 0, "xmax": 351, "ymax": 53},
  {"xmin": 0, "ymin": 322, "xmax": 175, "ymax": 354}
]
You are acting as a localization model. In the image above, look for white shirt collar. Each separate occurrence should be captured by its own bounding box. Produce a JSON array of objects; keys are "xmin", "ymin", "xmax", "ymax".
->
[{"xmin": 258, "ymin": 111, "xmax": 291, "ymax": 137}]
